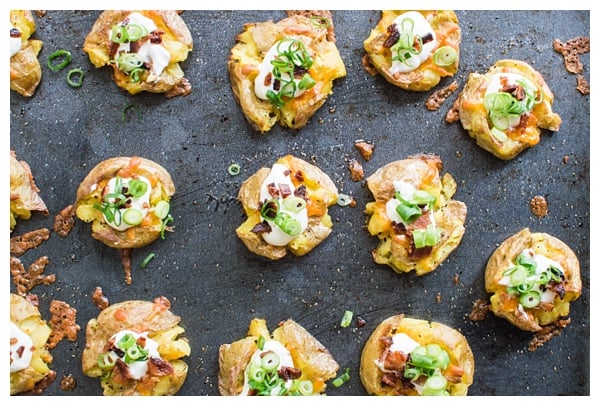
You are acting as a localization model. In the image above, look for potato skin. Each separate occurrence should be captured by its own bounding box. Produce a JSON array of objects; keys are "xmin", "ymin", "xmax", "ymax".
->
[
  {"xmin": 10, "ymin": 151, "xmax": 48, "ymax": 232},
  {"xmin": 457, "ymin": 59, "xmax": 562, "ymax": 160},
  {"xmin": 363, "ymin": 10, "xmax": 461, "ymax": 92},
  {"xmin": 75, "ymin": 156, "xmax": 175, "ymax": 249},
  {"xmin": 83, "ymin": 10, "xmax": 193, "ymax": 96},
  {"xmin": 218, "ymin": 318, "xmax": 339, "ymax": 396},
  {"xmin": 10, "ymin": 10, "xmax": 43, "ymax": 97},
  {"xmin": 485, "ymin": 228, "xmax": 581, "ymax": 331},
  {"xmin": 228, "ymin": 14, "xmax": 347, "ymax": 133},
  {"xmin": 365, "ymin": 154, "xmax": 467, "ymax": 275},
  {"xmin": 81, "ymin": 298, "xmax": 190, "ymax": 396},
  {"xmin": 360, "ymin": 315, "xmax": 475, "ymax": 396},
  {"xmin": 236, "ymin": 155, "xmax": 338, "ymax": 260}
]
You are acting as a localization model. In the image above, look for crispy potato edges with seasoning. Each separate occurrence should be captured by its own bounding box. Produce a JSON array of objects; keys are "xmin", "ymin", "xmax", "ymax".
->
[
  {"xmin": 83, "ymin": 10, "xmax": 193, "ymax": 97},
  {"xmin": 456, "ymin": 59, "xmax": 561, "ymax": 160},
  {"xmin": 360, "ymin": 315, "xmax": 474, "ymax": 396},
  {"xmin": 10, "ymin": 10, "xmax": 43, "ymax": 97},
  {"xmin": 81, "ymin": 297, "xmax": 191, "ymax": 396},
  {"xmin": 218, "ymin": 318, "xmax": 339, "ymax": 396},
  {"xmin": 10, "ymin": 294, "xmax": 56, "ymax": 395},
  {"xmin": 365, "ymin": 154, "xmax": 467, "ymax": 276},
  {"xmin": 10, "ymin": 151, "xmax": 48, "ymax": 232},
  {"xmin": 236, "ymin": 155, "xmax": 338, "ymax": 260},
  {"xmin": 363, "ymin": 10, "xmax": 461, "ymax": 92},
  {"xmin": 485, "ymin": 228, "xmax": 581, "ymax": 332},
  {"xmin": 228, "ymin": 13, "xmax": 347, "ymax": 133}
]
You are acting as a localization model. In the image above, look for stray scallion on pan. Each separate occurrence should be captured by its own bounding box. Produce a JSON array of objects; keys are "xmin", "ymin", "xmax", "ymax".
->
[
  {"xmin": 337, "ymin": 194, "xmax": 352, "ymax": 207},
  {"xmin": 141, "ymin": 253, "xmax": 156, "ymax": 268},
  {"xmin": 66, "ymin": 68, "xmax": 84, "ymax": 88},
  {"xmin": 340, "ymin": 310, "xmax": 353, "ymax": 328},
  {"xmin": 47, "ymin": 49, "xmax": 72, "ymax": 71},
  {"xmin": 228, "ymin": 163, "xmax": 241, "ymax": 176},
  {"xmin": 332, "ymin": 367, "xmax": 350, "ymax": 387}
]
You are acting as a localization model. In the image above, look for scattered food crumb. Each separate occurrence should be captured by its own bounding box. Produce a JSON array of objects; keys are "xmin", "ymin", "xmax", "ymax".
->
[
  {"xmin": 354, "ymin": 140, "xmax": 375, "ymax": 161},
  {"xmin": 356, "ymin": 316, "xmax": 367, "ymax": 328},
  {"xmin": 47, "ymin": 300, "xmax": 80, "ymax": 349},
  {"xmin": 553, "ymin": 37, "xmax": 590, "ymax": 74},
  {"xmin": 445, "ymin": 97, "xmax": 461, "ymax": 123},
  {"xmin": 530, "ymin": 195, "xmax": 548, "ymax": 218},
  {"xmin": 347, "ymin": 158, "xmax": 364, "ymax": 182},
  {"xmin": 60, "ymin": 374, "xmax": 77, "ymax": 392},
  {"xmin": 469, "ymin": 299, "xmax": 490, "ymax": 321},
  {"xmin": 53, "ymin": 204, "xmax": 76, "ymax": 237},
  {"xmin": 92, "ymin": 286, "xmax": 110, "ymax": 310},
  {"xmin": 576, "ymin": 74, "xmax": 590, "ymax": 95},
  {"xmin": 528, "ymin": 318, "xmax": 571, "ymax": 352},
  {"xmin": 10, "ymin": 228, "xmax": 50, "ymax": 256},
  {"xmin": 10, "ymin": 256, "xmax": 55, "ymax": 296},
  {"xmin": 425, "ymin": 80, "xmax": 458, "ymax": 111}
]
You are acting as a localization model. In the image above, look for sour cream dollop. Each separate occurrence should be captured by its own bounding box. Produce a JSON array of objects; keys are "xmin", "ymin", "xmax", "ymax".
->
[
  {"xmin": 109, "ymin": 329, "xmax": 161, "ymax": 380},
  {"xmin": 10, "ymin": 321, "xmax": 34, "ymax": 373},
  {"xmin": 102, "ymin": 176, "xmax": 152, "ymax": 231},
  {"xmin": 390, "ymin": 11, "xmax": 438, "ymax": 74},
  {"xmin": 240, "ymin": 340, "xmax": 295, "ymax": 396},
  {"xmin": 10, "ymin": 26, "xmax": 22, "ymax": 58}
]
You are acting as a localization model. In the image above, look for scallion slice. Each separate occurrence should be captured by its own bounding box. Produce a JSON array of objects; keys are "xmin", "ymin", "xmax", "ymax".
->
[
  {"xmin": 141, "ymin": 253, "xmax": 156, "ymax": 268},
  {"xmin": 340, "ymin": 310, "xmax": 353, "ymax": 328},
  {"xmin": 396, "ymin": 202, "xmax": 422, "ymax": 224},
  {"xmin": 520, "ymin": 290, "xmax": 541, "ymax": 308},
  {"xmin": 66, "ymin": 68, "xmax": 84, "ymax": 88},
  {"xmin": 433, "ymin": 46, "xmax": 458, "ymax": 66},
  {"xmin": 260, "ymin": 352, "xmax": 280, "ymax": 371},
  {"xmin": 123, "ymin": 208, "xmax": 143, "ymax": 226},
  {"xmin": 47, "ymin": 49, "xmax": 72, "ymax": 72},
  {"xmin": 228, "ymin": 163, "xmax": 241, "ymax": 176},
  {"xmin": 154, "ymin": 200, "xmax": 170, "ymax": 220},
  {"xmin": 282, "ymin": 196, "xmax": 306, "ymax": 213}
]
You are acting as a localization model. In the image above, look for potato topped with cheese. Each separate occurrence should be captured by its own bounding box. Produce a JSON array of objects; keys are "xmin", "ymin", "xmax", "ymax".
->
[
  {"xmin": 10, "ymin": 151, "xmax": 48, "ymax": 232},
  {"xmin": 83, "ymin": 10, "xmax": 193, "ymax": 97},
  {"xmin": 363, "ymin": 10, "xmax": 461, "ymax": 92},
  {"xmin": 228, "ymin": 13, "xmax": 347, "ymax": 133},
  {"xmin": 10, "ymin": 10, "xmax": 43, "ymax": 97}
]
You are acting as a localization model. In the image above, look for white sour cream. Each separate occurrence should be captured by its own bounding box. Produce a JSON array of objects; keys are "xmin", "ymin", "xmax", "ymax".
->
[
  {"xmin": 374, "ymin": 332, "xmax": 420, "ymax": 372},
  {"xmin": 259, "ymin": 163, "xmax": 308, "ymax": 246},
  {"xmin": 10, "ymin": 321, "xmax": 34, "ymax": 373},
  {"xmin": 390, "ymin": 11, "xmax": 438, "ymax": 74},
  {"xmin": 240, "ymin": 340, "xmax": 295, "ymax": 396},
  {"xmin": 110, "ymin": 329, "xmax": 160, "ymax": 380},
  {"xmin": 10, "ymin": 26, "xmax": 22, "ymax": 58},
  {"xmin": 103, "ymin": 176, "xmax": 151, "ymax": 231}
]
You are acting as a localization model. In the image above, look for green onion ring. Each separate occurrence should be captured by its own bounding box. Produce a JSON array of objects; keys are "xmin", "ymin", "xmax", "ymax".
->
[
  {"xmin": 66, "ymin": 68, "xmax": 84, "ymax": 88},
  {"xmin": 141, "ymin": 253, "xmax": 156, "ymax": 268},
  {"xmin": 340, "ymin": 310, "xmax": 353, "ymax": 328},
  {"xmin": 122, "ymin": 104, "xmax": 142, "ymax": 122},
  {"xmin": 337, "ymin": 194, "xmax": 352, "ymax": 207},
  {"xmin": 228, "ymin": 163, "xmax": 241, "ymax": 176},
  {"xmin": 433, "ymin": 46, "xmax": 458, "ymax": 66},
  {"xmin": 47, "ymin": 49, "xmax": 72, "ymax": 72}
]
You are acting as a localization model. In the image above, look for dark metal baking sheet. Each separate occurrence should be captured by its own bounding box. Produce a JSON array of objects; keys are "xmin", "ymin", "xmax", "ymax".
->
[{"xmin": 9, "ymin": 10, "xmax": 590, "ymax": 396}]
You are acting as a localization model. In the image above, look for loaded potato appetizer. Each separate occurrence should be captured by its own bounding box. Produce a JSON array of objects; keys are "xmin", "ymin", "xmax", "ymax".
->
[
  {"xmin": 363, "ymin": 10, "xmax": 461, "ymax": 92},
  {"xmin": 456, "ymin": 59, "xmax": 562, "ymax": 160},
  {"xmin": 236, "ymin": 154, "xmax": 338, "ymax": 260},
  {"xmin": 75, "ymin": 156, "xmax": 175, "ymax": 284},
  {"xmin": 360, "ymin": 314, "xmax": 475, "ymax": 396},
  {"xmin": 485, "ymin": 228, "xmax": 581, "ymax": 332},
  {"xmin": 10, "ymin": 10, "xmax": 43, "ymax": 97},
  {"xmin": 10, "ymin": 293, "xmax": 56, "ymax": 395},
  {"xmin": 218, "ymin": 318, "xmax": 339, "ymax": 396},
  {"xmin": 365, "ymin": 154, "xmax": 467, "ymax": 276},
  {"xmin": 228, "ymin": 12, "xmax": 346, "ymax": 132},
  {"xmin": 81, "ymin": 297, "xmax": 191, "ymax": 396},
  {"xmin": 10, "ymin": 151, "xmax": 48, "ymax": 232},
  {"xmin": 83, "ymin": 10, "xmax": 193, "ymax": 97}
]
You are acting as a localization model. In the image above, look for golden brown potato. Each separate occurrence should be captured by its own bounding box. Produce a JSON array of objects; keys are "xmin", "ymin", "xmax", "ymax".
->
[
  {"xmin": 485, "ymin": 228, "xmax": 581, "ymax": 332},
  {"xmin": 363, "ymin": 10, "xmax": 461, "ymax": 92},
  {"xmin": 365, "ymin": 154, "xmax": 467, "ymax": 276},
  {"xmin": 83, "ymin": 10, "xmax": 193, "ymax": 97},
  {"xmin": 456, "ymin": 59, "xmax": 562, "ymax": 160},
  {"xmin": 218, "ymin": 318, "xmax": 339, "ymax": 396},
  {"xmin": 10, "ymin": 293, "xmax": 56, "ymax": 395},
  {"xmin": 236, "ymin": 154, "xmax": 338, "ymax": 260},
  {"xmin": 81, "ymin": 297, "xmax": 191, "ymax": 396},
  {"xmin": 10, "ymin": 10, "xmax": 43, "ymax": 97},
  {"xmin": 228, "ymin": 13, "xmax": 346, "ymax": 133},
  {"xmin": 10, "ymin": 151, "xmax": 48, "ymax": 232},
  {"xmin": 360, "ymin": 315, "xmax": 475, "ymax": 396}
]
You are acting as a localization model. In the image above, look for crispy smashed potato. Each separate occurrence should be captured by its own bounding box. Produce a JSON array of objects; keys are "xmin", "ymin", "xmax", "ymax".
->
[
  {"xmin": 10, "ymin": 152, "xmax": 48, "ymax": 232},
  {"xmin": 485, "ymin": 228, "xmax": 581, "ymax": 332},
  {"xmin": 10, "ymin": 293, "xmax": 56, "ymax": 395},
  {"xmin": 236, "ymin": 155, "xmax": 338, "ymax": 260},
  {"xmin": 365, "ymin": 154, "xmax": 467, "ymax": 276},
  {"xmin": 363, "ymin": 10, "xmax": 461, "ymax": 92},
  {"xmin": 360, "ymin": 314, "xmax": 475, "ymax": 396},
  {"xmin": 456, "ymin": 59, "xmax": 562, "ymax": 160},
  {"xmin": 10, "ymin": 10, "xmax": 43, "ymax": 97},
  {"xmin": 83, "ymin": 10, "xmax": 193, "ymax": 97},
  {"xmin": 228, "ymin": 13, "xmax": 346, "ymax": 133},
  {"xmin": 81, "ymin": 297, "xmax": 191, "ymax": 396},
  {"xmin": 218, "ymin": 318, "xmax": 339, "ymax": 396}
]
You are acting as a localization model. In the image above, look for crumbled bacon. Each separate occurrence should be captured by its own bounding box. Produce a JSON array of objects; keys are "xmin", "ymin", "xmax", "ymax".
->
[
  {"xmin": 147, "ymin": 357, "xmax": 174, "ymax": 376},
  {"xmin": 384, "ymin": 23, "xmax": 400, "ymax": 48},
  {"xmin": 251, "ymin": 221, "xmax": 272, "ymax": 235},
  {"xmin": 347, "ymin": 158, "xmax": 364, "ymax": 181},
  {"xmin": 279, "ymin": 366, "xmax": 302, "ymax": 380},
  {"xmin": 425, "ymin": 81, "xmax": 458, "ymax": 111}
]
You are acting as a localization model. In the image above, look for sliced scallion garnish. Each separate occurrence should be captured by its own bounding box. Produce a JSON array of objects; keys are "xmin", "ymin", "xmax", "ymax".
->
[{"xmin": 47, "ymin": 49, "xmax": 72, "ymax": 72}]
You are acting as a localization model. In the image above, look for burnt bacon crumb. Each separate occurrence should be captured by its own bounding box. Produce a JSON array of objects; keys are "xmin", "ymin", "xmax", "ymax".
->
[{"xmin": 251, "ymin": 221, "xmax": 272, "ymax": 235}]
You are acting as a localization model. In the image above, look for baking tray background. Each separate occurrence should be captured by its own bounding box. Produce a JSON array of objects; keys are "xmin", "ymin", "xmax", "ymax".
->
[{"xmin": 9, "ymin": 10, "xmax": 590, "ymax": 396}]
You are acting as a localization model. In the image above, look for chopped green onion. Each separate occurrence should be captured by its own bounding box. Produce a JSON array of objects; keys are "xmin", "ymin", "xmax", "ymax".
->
[
  {"xmin": 47, "ymin": 49, "xmax": 72, "ymax": 72},
  {"xmin": 141, "ymin": 253, "xmax": 156, "ymax": 268},
  {"xmin": 337, "ymin": 194, "xmax": 352, "ymax": 207},
  {"xmin": 261, "ymin": 352, "xmax": 280, "ymax": 371},
  {"xmin": 298, "ymin": 74, "xmax": 316, "ymax": 91},
  {"xmin": 256, "ymin": 335, "xmax": 265, "ymax": 351},
  {"xmin": 433, "ymin": 46, "xmax": 458, "ymax": 66},
  {"xmin": 413, "ymin": 224, "xmax": 440, "ymax": 249},
  {"xmin": 276, "ymin": 214, "xmax": 302, "ymax": 236},
  {"xmin": 66, "ymin": 68, "xmax": 84, "ymax": 88},
  {"xmin": 115, "ymin": 52, "xmax": 144, "ymax": 73},
  {"xmin": 520, "ymin": 290, "xmax": 541, "ymax": 308},
  {"xmin": 123, "ymin": 208, "xmax": 143, "ymax": 226},
  {"xmin": 228, "ymin": 163, "xmax": 241, "ymax": 176},
  {"xmin": 332, "ymin": 367, "xmax": 350, "ymax": 387},
  {"xmin": 127, "ymin": 179, "xmax": 148, "ymax": 197},
  {"xmin": 160, "ymin": 214, "xmax": 174, "ymax": 239},
  {"xmin": 490, "ymin": 126, "xmax": 508, "ymax": 143},
  {"xmin": 116, "ymin": 333, "xmax": 136, "ymax": 350},
  {"xmin": 422, "ymin": 374, "xmax": 448, "ymax": 395},
  {"xmin": 125, "ymin": 23, "xmax": 148, "ymax": 42},
  {"xmin": 122, "ymin": 104, "xmax": 142, "ymax": 122},
  {"xmin": 260, "ymin": 199, "xmax": 279, "ymax": 220},
  {"xmin": 97, "ymin": 351, "xmax": 117, "ymax": 369},
  {"xmin": 129, "ymin": 67, "xmax": 145, "ymax": 83},
  {"xmin": 340, "ymin": 310, "xmax": 353, "ymax": 328},
  {"xmin": 395, "ymin": 202, "xmax": 422, "ymax": 224},
  {"xmin": 282, "ymin": 196, "xmax": 306, "ymax": 213},
  {"xmin": 126, "ymin": 345, "xmax": 143, "ymax": 360},
  {"xmin": 154, "ymin": 200, "xmax": 170, "ymax": 220},
  {"xmin": 297, "ymin": 380, "xmax": 313, "ymax": 395}
]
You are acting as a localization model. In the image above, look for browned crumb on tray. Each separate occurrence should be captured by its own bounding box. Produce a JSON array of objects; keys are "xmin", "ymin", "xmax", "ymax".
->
[
  {"xmin": 425, "ymin": 80, "xmax": 458, "ymax": 111},
  {"xmin": 576, "ymin": 74, "xmax": 590, "ymax": 95},
  {"xmin": 10, "ymin": 256, "xmax": 56, "ymax": 296},
  {"xmin": 10, "ymin": 228, "xmax": 50, "ymax": 256},
  {"xmin": 47, "ymin": 300, "xmax": 81, "ymax": 349},
  {"xmin": 468, "ymin": 299, "xmax": 490, "ymax": 321},
  {"xmin": 529, "ymin": 195, "xmax": 548, "ymax": 218},
  {"xmin": 92, "ymin": 286, "xmax": 110, "ymax": 310},
  {"xmin": 553, "ymin": 37, "xmax": 590, "ymax": 74},
  {"xmin": 354, "ymin": 140, "xmax": 375, "ymax": 161},
  {"xmin": 53, "ymin": 204, "xmax": 76, "ymax": 237},
  {"xmin": 34, "ymin": 10, "xmax": 47, "ymax": 18},
  {"xmin": 445, "ymin": 96, "xmax": 461, "ymax": 123},
  {"xmin": 347, "ymin": 158, "xmax": 364, "ymax": 181},
  {"xmin": 166, "ymin": 77, "xmax": 192, "ymax": 98},
  {"xmin": 23, "ymin": 370, "xmax": 57, "ymax": 395},
  {"xmin": 361, "ymin": 54, "xmax": 379, "ymax": 77},
  {"xmin": 528, "ymin": 318, "xmax": 572, "ymax": 352},
  {"xmin": 59, "ymin": 374, "xmax": 77, "ymax": 392},
  {"xmin": 287, "ymin": 10, "xmax": 336, "ymax": 42}
]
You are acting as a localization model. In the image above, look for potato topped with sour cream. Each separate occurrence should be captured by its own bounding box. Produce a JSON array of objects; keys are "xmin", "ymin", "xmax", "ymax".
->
[{"xmin": 10, "ymin": 10, "xmax": 43, "ymax": 97}]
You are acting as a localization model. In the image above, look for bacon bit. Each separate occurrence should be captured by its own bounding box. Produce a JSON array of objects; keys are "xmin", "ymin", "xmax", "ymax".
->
[
  {"xmin": 147, "ymin": 357, "xmax": 174, "ymax": 376},
  {"xmin": 563, "ymin": 155, "xmax": 570, "ymax": 164},
  {"xmin": 425, "ymin": 81, "xmax": 458, "ymax": 111},
  {"xmin": 347, "ymin": 158, "xmax": 364, "ymax": 182},
  {"xmin": 112, "ymin": 359, "xmax": 133, "ymax": 384},
  {"xmin": 92, "ymin": 286, "xmax": 110, "ymax": 310},
  {"xmin": 443, "ymin": 364, "xmax": 464, "ymax": 384},
  {"xmin": 10, "ymin": 256, "xmax": 55, "ymax": 296},
  {"xmin": 294, "ymin": 170, "xmax": 304, "ymax": 182},
  {"xmin": 576, "ymin": 75, "xmax": 590, "ymax": 95},
  {"xmin": 435, "ymin": 293, "xmax": 442, "ymax": 303},
  {"xmin": 384, "ymin": 23, "xmax": 400, "ymax": 47},
  {"xmin": 251, "ymin": 220, "xmax": 272, "ymax": 235},
  {"xmin": 10, "ymin": 228, "xmax": 50, "ymax": 256},
  {"xmin": 354, "ymin": 140, "xmax": 375, "ymax": 161},
  {"xmin": 114, "ymin": 307, "xmax": 128, "ymax": 322},
  {"xmin": 469, "ymin": 299, "xmax": 490, "ymax": 321},
  {"xmin": 165, "ymin": 77, "xmax": 192, "ymax": 98},
  {"xmin": 23, "ymin": 370, "xmax": 57, "ymax": 395},
  {"xmin": 529, "ymin": 195, "xmax": 548, "ymax": 218},
  {"xmin": 356, "ymin": 316, "xmax": 367, "ymax": 327},
  {"xmin": 60, "ymin": 374, "xmax": 77, "ymax": 392},
  {"xmin": 120, "ymin": 248, "xmax": 133, "ymax": 285},
  {"xmin": 528, "ymin": 318, "xmax": 571, "ymax": 351},
  {"xmin": 145, "ymin": 296, "xmax": 171, "ymax": 321},
  {"xmin": 445, "ymin": 97, "xmax": 461, "ymax": 123},
  {"xmin": 47, "ymin": 300, "xmax": 80, "ymax": 349},
  {"xmin": 453, "ymin": 273, "xmax": 460, "ymax": 285},
  {"xmin": 279, "ymin": 365, "xmax": 302, "ymax": 380},
  {"xmin": 361, "ymin": 54, "xmax": 379, "ymax": 77},
  {"xmin": 54, "ymin": 204, "xmax": 76, "ymax": 237}
]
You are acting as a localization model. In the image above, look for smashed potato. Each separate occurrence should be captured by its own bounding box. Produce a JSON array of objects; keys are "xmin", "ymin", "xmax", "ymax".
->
[
  {"xmin": 485, "ymin": 228, "xmax": 581, "ymax": 332},
  {"xmin": 228, "ymin": 13, "xmax": 346, "ymax": 132},
  {"xmin": 81, "ymin": 297, "xmax": 191, "ymax": 396},
  {"xmin": 218, "ymin": 318, "xmax": 339, "ymax": 396},
  {"xmin": 10, "ymin": 293, "xmax": 56, "ymax": 395},
  {"xmin": 236, "ymin": 155, "xmax": 338, "ymax": 260},
  {"xmin": 456, "ymin": 59, "xmax": 562, "ymax": 160},
  {"xmin": 10, "ymin": 151, "xmax": 48, "ymax": 232},
  {"xmin": 365, "ymin": 154, "xmax": 467, "ymax": 276},
  {"xmin": 360, "ymin": 314, "xmax": 475, "ymax": 396},
  {"xmin": 83, "ymin": 10, "xmax": 193, "ymax": 97},
  {"xmin": 363, "ymin": 10, "xmax": 461, "ymax": 92},
  {"xmin": 10, "ymin": 10, "xmax": 43, "ymax": 97}
]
